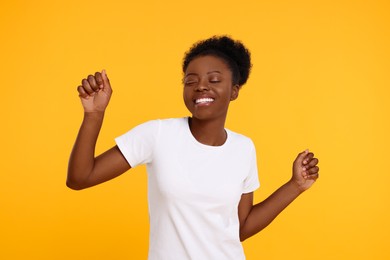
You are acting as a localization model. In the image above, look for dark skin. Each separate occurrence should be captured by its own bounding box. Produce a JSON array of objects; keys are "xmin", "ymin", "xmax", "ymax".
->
[{"xmin": 68, "ymin": 56, "xmax": 319, "ymax": 241}]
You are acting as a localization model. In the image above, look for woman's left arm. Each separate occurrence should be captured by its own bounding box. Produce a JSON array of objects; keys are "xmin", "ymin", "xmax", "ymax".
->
[{"xmin": 238, "ymin": 150, "xmax": 319, "ymax": 241}]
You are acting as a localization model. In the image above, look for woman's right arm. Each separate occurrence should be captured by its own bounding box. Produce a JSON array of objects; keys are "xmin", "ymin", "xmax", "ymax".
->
[{"xmin": 67, "ymin": 70, "xmax": 131, "ymax": 190}]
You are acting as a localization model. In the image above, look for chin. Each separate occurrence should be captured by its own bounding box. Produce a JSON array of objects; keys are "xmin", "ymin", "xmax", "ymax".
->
[{"xmin": 193, "ymin": 112, "xmax": 226, "ymax": 122}]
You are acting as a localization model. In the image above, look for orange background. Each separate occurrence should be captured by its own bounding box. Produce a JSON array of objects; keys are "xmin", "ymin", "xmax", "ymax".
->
[{"xmin": 1, "ymin": 0, "xmax": 389, "ymax": 259}]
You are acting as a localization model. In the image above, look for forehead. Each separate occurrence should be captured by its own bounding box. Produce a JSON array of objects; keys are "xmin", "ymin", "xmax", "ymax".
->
[{"xmin": 185, "ymin": 55, "xmax": 231, "ymax": 75}]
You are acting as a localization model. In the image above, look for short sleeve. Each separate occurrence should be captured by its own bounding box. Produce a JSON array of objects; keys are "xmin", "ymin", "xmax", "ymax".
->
[
  {"xmin": 115, "ymin": 120, "xmax": 160, "ymax": 168},
  {"xmin": 242, "ymin": 141, "xmax": 260, "ymax": 194}
]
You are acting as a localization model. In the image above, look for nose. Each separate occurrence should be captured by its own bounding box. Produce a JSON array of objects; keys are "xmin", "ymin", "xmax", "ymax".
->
[{"xmin": 195, "ymin": 78, "xmax": 209, "ymax": 92}]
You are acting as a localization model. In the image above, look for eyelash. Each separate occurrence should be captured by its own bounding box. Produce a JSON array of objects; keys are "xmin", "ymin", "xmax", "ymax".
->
[
  {"xmin": 184, "ymin": 80, "xmax": 220, "ymax": 85},
  {"xmin": 184, "ymin": 81, "xmax": 197, "ymax": 86}
]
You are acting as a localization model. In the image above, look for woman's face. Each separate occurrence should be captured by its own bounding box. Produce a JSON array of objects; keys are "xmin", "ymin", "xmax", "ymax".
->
[{"xmin": 183, "ymin": 55, "xmax": 239, "ymax": 121}]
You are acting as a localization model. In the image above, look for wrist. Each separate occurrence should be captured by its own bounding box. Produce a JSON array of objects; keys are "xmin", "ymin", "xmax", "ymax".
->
[
  {"xmin": 83, "ymin": 111, "xmax": 105, "ymax": 121},
  {"xmin": 286, "ymin": 179, "xmax": 305, "ymax": 196}
]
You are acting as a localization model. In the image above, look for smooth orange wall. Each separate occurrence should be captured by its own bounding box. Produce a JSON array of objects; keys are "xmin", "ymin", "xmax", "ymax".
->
[{"xmin": 1, "ymin": 0, "xmax": 389, "ymax": 259}]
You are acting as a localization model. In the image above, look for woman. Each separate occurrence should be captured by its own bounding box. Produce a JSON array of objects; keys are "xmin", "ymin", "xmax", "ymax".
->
[{"xmin": 67, "ymin": 36, "xmax": 319, "ymax": 259}]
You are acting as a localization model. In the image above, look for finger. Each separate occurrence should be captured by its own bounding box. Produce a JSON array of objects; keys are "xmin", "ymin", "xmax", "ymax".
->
[
  {"xmin": 82, "ymin": 78, "xmax": 94, "ymax": 94},
  {"xmin": 101, "ymin": 69, "xmax": 112, "ymax": 91},
  {"xmin": 306, "ymin": 166, "xmax": 319, "ymax": 175},
  {"xmin": 303, "ymin": 152, "xmax": 314, "ymax": 165},
  {"xmin": 87, "ymin": 74, "xmax": 99, "ymax": 92},
  {"xmin": 306, "ymin": 172, "xmax": 319, "ymax": 180},
  {"xmin": 95, "ymin": 72, "xmax": 104, "ymax": 89},
  {"xmin": 295, "ymin": 149, "xmax": 309, "ymax": 165},
  {"xmin": 306, "ymin": 157, "xmax": 319, "ymax": 168},
  {"xmin": 77, "ymin": 85, "xmax": 89, "ymax": 99}
]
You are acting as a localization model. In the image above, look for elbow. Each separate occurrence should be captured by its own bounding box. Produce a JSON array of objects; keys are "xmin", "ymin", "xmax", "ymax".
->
[
  {"xmin": 239, "ymin": 232, "xmax": 248, "ymax": 242},
  {"xmin": 66, "ymin": 166, "xmax": 92, "ymax": 190},
  {"xmin": 239, "ymin": 225, "xmax": 256, "ymax": 242},
  {"xmin": 240, "ymin": 226, "xmax": 265, "ymax": 242},
  {"xmin": 66, "ymin": 174, "xmax": 88, "ymax": 190},
  {"xmin": 66, "ymin": 179, "xmax": 84, "ymax": 190},
  {"xmin": 239, "ymin": 227, "xmax": 248, "ymax": 242}
]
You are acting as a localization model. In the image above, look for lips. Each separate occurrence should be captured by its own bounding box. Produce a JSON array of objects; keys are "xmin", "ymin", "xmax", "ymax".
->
[{"xmin": 194, "ymin": 97, "xmax": 215, "ymax": 104}]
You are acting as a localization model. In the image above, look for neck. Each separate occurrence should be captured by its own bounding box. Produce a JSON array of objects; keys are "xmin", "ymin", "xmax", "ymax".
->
[{"xmin": 188, "ymin": 116, "xmax": 227, "ymax": 146}]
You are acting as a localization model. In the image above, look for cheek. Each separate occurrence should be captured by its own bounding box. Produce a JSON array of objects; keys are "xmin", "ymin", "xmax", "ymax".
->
[
  {"xmin": 218, "ymin": 87, "xmax": 233, "ymax": 100},
  {"xmin": 182, "ymin": 88, "xmax": 188, "ymax": 101},
  {"xmin": 182, "ymin": 89, "xmax": 192, "ymax": 106}
]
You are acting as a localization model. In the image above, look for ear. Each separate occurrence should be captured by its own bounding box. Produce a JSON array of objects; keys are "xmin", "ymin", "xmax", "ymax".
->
[{"xmin": 230, "ymin": 85, "xmax": 240, "ymax": 101}]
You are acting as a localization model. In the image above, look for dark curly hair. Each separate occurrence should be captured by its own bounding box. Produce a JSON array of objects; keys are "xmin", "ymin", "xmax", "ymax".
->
[{"xmin": 182, "ymin": 36, "xmax": 252, "ymax": 87}]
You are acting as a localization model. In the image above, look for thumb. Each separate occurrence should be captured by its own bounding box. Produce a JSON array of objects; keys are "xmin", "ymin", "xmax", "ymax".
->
[{"xmin": 101, "ymin": 69, "xmax": 112, "ymax": 91}]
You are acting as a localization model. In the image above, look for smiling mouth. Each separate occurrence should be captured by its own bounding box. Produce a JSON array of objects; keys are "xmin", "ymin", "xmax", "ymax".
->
[{"xmin": 195, "ymin": 98, "xmax": 215, "ymax": 104}]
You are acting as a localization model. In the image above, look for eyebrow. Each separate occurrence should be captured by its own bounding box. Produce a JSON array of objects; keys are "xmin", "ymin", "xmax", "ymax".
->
[
  {"xmin": 207, "ymin": 70, "xmax": 222, "ymax": 74},
  {"xmin": 184, "ymin": 71, "xmax": 222, "ymax": 77}
]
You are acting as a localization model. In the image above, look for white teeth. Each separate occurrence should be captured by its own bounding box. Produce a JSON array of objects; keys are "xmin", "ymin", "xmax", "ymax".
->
[{"xmin": 195, "ymin": 98, "xmax": 214, "ymax": 104}]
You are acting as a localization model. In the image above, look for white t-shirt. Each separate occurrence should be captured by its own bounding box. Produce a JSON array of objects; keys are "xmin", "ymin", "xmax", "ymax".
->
[{"xmin": 115, "ymin": 117, "xmax": 260, "ymax": 260}]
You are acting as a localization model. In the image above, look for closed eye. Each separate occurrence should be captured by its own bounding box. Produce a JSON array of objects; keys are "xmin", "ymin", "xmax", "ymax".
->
[{"xmin": 184, "ymin": 81, "xmax": 198, "ymax": 86}]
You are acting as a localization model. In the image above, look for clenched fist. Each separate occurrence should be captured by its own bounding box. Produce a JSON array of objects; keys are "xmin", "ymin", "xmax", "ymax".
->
[
  {"xmin": 292, "ymin": 149, "xmax": 320, "ymax": 192},
  {"xmin": 77, "ymin": 70, "xmax": 112, "ymax": 113}
]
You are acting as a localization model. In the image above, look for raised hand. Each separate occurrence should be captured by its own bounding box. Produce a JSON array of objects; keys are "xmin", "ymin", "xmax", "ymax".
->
[
  {"xmin": 291, "ymin": 150, "xmax": 319, "ymax": 192},
  {"xmin": 77, "ymin": 70, "xmax": 112, "ymax": 113}
]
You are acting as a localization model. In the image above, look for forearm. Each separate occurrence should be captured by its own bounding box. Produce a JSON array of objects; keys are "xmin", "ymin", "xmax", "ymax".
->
[
  {"xmin": 240, "ymin": 180, "xmax": 303, "ymax": 241},
  {"xmin": 67, "ymin": 112, "xmax": 105, "ymax": 189}
]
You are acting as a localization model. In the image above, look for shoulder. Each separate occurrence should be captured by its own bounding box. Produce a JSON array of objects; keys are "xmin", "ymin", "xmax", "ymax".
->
[
  {"xmin": 158, "ymin": 117, "xmax": 187, "ymax": 125},
  {"xmin": 226, "ymin": 129, "xmax": 256, "ymax": 153},
  {"xmin": 153, "ymin": 117, "xmax": 188, "ymax": 131},
  {"xmin": 132, "ymin": 117, "xmax": 185, "ymax": 129},
  {"xmin": 226, "ymin": 129, "xmax": 254, "ymax": 145},
  {"xmin": 129, "ymin": 117, "xmax": 187, "ymax": 136}
]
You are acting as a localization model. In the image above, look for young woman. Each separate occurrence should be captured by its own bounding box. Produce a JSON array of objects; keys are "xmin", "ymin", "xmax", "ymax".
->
[{"xmin": 68, "ymin": 36, "xmax": 319, "ymax": 259}]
